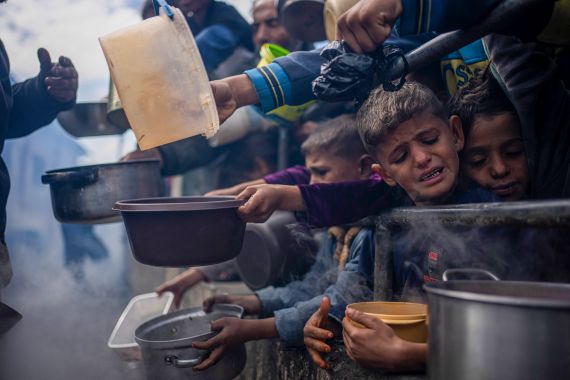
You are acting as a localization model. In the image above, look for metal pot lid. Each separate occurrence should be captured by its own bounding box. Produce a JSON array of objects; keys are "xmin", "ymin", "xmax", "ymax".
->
[
  {"xmin": 281, "ymin": 0, "xmax": 326, "ymax": 42},
  {"xmin": 424, "ymin": 281, "xmax": 570, "ymax": 309},
  {"xmin": 44, "ymin": 159, "xmax": 161, "ymax": 174},
  {"xmin": 57, "ymin": 102, "xmax": 129, "ymax": 137},
  {"xmin": 114, "ymin": 196, "xmax": 245, "ymax": 212},
  {"xmin": 135, "ymin": 304, "xmax": 243, "ymax": 349}
]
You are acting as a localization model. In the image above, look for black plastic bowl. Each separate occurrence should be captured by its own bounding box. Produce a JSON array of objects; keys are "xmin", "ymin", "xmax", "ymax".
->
[{"xmin": 114, "ymin": 196, "xmax": 246, "ymax": 267}]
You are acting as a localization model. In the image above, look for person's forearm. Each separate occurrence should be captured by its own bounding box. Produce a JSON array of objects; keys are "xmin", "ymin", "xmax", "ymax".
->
[
  {"xmin": 180, "ymin": 268, "xmax": 206, "ymax": 286},
  {"xmin": 280, "ymin": 185, "xmax": 307, "ymax": 212},
  {"xmin": 245, "ymin": 318, "xmax": 279, "ymax": 340},
  {"xmin": 298, "ymin": 178, "xmax": 396, "ymax": 228},
  {"xmin": 393, "ymin": 341, "xmax": 427, "ymax": 372}
]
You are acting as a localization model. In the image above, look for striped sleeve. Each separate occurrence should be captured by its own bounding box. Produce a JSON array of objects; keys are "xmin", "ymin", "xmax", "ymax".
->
[{"xmin": 245, "ymin": 63, "xmax": 292, "ymax": 113}]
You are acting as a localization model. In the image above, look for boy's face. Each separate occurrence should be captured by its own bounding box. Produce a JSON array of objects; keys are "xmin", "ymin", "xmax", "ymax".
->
[
  {"xmin": 305, "ymin": 150, "xmax": 367, "ymax": 185},
  {"xmin": 462, "ymin": 113, "xmax": 529, "ymax": 201},
  {"xmin": 374, "ymin": 112, "xmax": 464, "ymax": 205}
]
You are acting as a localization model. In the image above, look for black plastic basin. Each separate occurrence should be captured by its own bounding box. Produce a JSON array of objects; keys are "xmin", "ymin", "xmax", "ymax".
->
[{"xmin": 114, "ymin": 196, "xmax": 246, "ymax": 267}]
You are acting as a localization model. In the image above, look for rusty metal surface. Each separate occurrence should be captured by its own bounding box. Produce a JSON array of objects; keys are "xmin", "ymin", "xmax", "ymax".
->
[
  {"xmin": 374, "ymin": 224, "xmax": 394, "ymax": 301},
  {"xmin": 376, "ymin": 200, "xmax": 570, "ymax": 228}
]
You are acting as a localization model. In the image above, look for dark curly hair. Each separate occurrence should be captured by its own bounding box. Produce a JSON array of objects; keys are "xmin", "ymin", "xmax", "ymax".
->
[{"xmin": 447, "ymin": 69, "xmax": 518, "ymax": 140}]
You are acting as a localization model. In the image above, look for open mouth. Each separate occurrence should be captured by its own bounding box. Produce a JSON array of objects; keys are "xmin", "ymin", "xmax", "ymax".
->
[{"xmin": 420, "ymin": 167, "xmax": 443, "ymax": 182}]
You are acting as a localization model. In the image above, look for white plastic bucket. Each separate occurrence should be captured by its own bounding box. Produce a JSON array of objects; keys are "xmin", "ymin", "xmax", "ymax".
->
[{"xmin": 99, "ymin": 7, "xmax": 219, "ymax": 150}]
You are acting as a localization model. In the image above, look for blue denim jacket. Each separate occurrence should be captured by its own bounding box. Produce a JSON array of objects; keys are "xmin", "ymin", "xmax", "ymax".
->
[{"xmin": 256, "ymin": 227, "xmax": 375, "ymax": 346}]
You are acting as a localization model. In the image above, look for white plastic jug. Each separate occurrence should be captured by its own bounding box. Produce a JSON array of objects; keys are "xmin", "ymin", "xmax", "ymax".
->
[{"xmin": 99, "ymin": 7, "xmax": 219, "ymax": 150}]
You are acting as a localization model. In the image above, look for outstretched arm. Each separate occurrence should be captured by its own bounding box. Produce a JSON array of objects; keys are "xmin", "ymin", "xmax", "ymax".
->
[{"xmin": 8, "ymin": 47, "xmax": 78, "ymax": 138}]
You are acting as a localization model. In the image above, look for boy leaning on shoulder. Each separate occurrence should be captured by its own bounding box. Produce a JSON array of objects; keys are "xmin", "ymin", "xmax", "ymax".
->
[
  {"xmin": 249, "ymin": 82, "xmax": 500, "ymax": 372},
  {"xmin": 237, "ymin": 82, "xmax": 498, "ymax": 225}
]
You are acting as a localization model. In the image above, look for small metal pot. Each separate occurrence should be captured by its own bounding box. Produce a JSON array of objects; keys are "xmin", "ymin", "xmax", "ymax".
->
[
  {"xmin": 42, "ymin": 160, "xmax": 163, "ymax": 224},
  {"xmin": 236, "ymin": 211, "xmax": 316, "ymax": 290},
  {"xmin": 425, "ymin": 272, "xmax": 570, "ymax": 380},
  {"xmin": 135, "ymin": 304, "xmax": 246, "ymax": 380}
]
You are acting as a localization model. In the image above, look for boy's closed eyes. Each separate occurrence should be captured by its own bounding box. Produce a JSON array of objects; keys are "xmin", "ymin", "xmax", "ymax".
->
[
  {"xmin": 461, "ymin": 112, "xmax": 529, "ymax": 201},
  {"xmin": 388, "ymin": 129, "xmax": 441, "ymax": 164}
]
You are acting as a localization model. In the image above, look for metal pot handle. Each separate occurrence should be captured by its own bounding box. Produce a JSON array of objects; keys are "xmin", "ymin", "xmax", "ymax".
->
[
  {"xmin": 442, "ymin": 269, "xmax": 500, "ymax": 282},
  {"xmin": 41, "ymin": 169, "xmax": 99, "ymax": 187},
  {"xmin": 165, "ymin": 354, "xmax": 205, "ymax": 368}
]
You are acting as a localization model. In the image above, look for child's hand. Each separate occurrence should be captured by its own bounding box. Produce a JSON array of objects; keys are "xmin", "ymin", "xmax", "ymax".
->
[
  {"xmin": 342, "ymin": 307, "xmax": 426, "ymax": 371},
  {"xmin": 236, "ymin": 184, "xmax": 304, "ymax": 223},
  {"xmin": 303, "ymin": 297, "xmax": 334, "ymax": 369},
  {"xmin": 192, "ymin": 318, "xmax": 252, "ymax": 370},
  {"xmin": 155, "ymin": 268, "xmax": 206, "ymax": 308},
  {"xmin": 203, "ymin": 294, "xmax": 262, "ymax": 315}
]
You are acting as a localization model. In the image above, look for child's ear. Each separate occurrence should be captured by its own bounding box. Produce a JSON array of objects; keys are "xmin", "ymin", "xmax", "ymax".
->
[
  {"xmin": 358, "ymin": 155, "xmax": 376, "ymax": 179},
  {"xmin": 449, "ymin": 115, "xmax": 465, "ymax": 152},
  {"xmin": 371, "ymin": 163, "xmax": 398, "ymax": 187}
]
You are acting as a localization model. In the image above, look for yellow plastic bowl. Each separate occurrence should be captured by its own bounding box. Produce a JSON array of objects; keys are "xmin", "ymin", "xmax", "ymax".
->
[
  {"xmin": 348, "ymin": 302, "xmax": 427, "ymax": 320},
  {"xmin": 347, "ymin": 302, "xmax": 428, "ymax": 343}
]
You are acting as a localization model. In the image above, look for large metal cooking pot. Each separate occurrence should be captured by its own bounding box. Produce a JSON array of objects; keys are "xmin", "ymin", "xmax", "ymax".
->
[
  {"xmin": 425, "ymin": 272, "xmax": 570, "ymax": 380},
  {"xmin": 42, "ymin": 160, "xmax": 163, "ymax": 224},
  {"xmin": 135, "ymin": 304, "xmax": 246, "ymax": 380},
  {"xmin": 236, "ymin": 211, "xmax": 316, "ymax": 290}
]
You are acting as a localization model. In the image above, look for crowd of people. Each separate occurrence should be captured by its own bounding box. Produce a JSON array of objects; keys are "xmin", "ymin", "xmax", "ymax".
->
[
  {"xmin": 149, "ymin": 0, "xmax": 569, "ymax": 374},
  {"xmin": 1, "ymin": 0, "xmax": 569, "ymax": 375}
]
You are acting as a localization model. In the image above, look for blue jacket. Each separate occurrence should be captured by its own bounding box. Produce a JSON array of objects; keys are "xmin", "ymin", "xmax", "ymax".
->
[
  {"xmin": 256, "ymin": 227, "xmax": 375, "ymax": 346},
  {"xmin": 0, "ymin": 40, "xmax": 74, "ymax": 286},
  {"xmin": 244, "ymin": 0, "xmax": 556, "ymax": 111}
]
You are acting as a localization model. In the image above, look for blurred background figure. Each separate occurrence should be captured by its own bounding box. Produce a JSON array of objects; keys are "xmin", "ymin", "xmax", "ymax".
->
[
  {"xmin": 252, "ymin": 0, "xmax": 304, "ymax": 52},
  {"xmin": 61, "ymin": 224, "xmax": 108, "ymax": 281}
]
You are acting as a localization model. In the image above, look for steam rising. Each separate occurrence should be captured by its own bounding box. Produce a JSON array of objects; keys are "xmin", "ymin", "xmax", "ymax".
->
[{"xmin": 0, "ymin": 226, "xmax": 145, "ymax": 380}]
